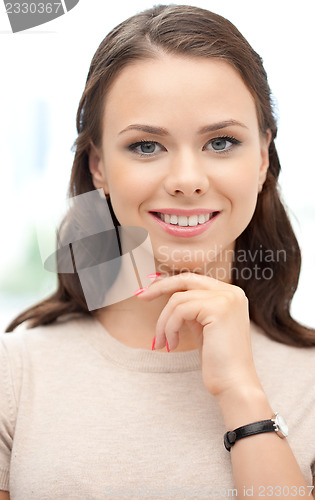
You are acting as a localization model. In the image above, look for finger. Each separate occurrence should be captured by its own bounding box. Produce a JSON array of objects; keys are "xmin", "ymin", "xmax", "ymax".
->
[
  {"xmin": 156, "ymin": 289, "xmax": 224, "ymax": 336},
  {"xmin": 161, "ymin": 299, "xmax": 205, "ymax": 350},
  {"xmin": 155, "ymin": 290, "xmax": 218, "ymax": 350},
  {"xmin": 136, "ymin": 272, "xmax": 227, "ymax": 300},
  {"xmin": 185, "ymin": 319, "xmax": 204, "ymax": 352}
]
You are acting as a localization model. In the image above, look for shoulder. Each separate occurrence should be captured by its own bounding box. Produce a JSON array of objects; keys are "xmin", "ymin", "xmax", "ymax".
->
[
  {"xmin": 250, "ymin": 321, "xmax": 315, "ymax": 387},
  {"xmin": 251, "ymin": 321, "xmax": 315, "ymax": 360},
  {"xmin": 0, "ymin": 314, "xmax": 97, "ymax": 404},
  {"xmin": 0, "ymin": 314, "xmax": 95, "ymax": 366}
]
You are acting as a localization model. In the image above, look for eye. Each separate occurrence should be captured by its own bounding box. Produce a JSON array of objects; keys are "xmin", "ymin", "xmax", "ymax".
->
[
  {"xmin": 128, "ymin": 140, "xmax": 164, "ymax": 156},
  {"xmin": 206, "ymin": 136, "xmax": 240, "ymax": 153}
]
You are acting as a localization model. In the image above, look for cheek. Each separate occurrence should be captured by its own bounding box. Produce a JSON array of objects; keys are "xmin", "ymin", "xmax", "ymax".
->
[
  {"xmin": 233, "ymin": 175, "xmax": 260, "ymax": 231},
  {"xmin": 217, "ymin": 157, "xmax": 260, "ymax": 220},
  {"xmin": 105, "ymin": 163, "xmax": 154, "ymax": 223},
  {"xmin": 228, "ymin": 151, "xmax": 261, "ymax": 195},
  {"xmin": 232, "ymin": 174, "xmax": 257, "ymax": 200}
]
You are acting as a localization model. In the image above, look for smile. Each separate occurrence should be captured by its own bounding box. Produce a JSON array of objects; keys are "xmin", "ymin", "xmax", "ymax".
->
[
  {"xmin": 155, "ymin": 212, "xmax": 215, "ymax": 226},
  {"xmin": 150, "ymin": 210, "xmax": 220, "ymax": 238}
]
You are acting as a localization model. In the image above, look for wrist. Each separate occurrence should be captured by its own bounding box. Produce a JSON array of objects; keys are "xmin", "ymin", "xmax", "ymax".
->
[
  {"xmin": 217, "ymin": 384, "xmax": 273, "ymax": 430},
  {"xmin": 224, "ymin": 412, "xmax": 289, "ymax": 452}
]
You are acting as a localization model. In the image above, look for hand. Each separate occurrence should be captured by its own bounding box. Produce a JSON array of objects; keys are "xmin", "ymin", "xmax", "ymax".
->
[{"xmin": 136, "ymin": 272, "xmax": 263, "ymax": 401}]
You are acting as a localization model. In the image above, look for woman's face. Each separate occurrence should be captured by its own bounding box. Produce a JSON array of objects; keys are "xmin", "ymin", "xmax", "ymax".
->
[{"xmin": 89, "ymin": 55, "xmax": 270, "ymax": 278}]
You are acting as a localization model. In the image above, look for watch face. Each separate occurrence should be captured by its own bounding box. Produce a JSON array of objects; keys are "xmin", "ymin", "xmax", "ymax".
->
[{"xmin": 275, "ymin": 414, "xmax": 289, "ymax": 437}]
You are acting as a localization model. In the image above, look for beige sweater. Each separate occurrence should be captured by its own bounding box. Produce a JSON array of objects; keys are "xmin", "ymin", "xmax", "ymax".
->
[{"xmin": 1, "ymin": 316, "xmax": 315, "ymax": 499}]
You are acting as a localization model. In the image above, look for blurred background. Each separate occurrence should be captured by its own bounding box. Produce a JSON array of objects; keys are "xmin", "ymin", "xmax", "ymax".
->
[{"xmin": 0, "ymin": 0, "xmax": 314, "ymax": 331}]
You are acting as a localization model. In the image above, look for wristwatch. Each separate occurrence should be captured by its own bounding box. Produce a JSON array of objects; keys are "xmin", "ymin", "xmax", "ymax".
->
[{"xmin": 224, "ymin": 412, "xmax": 288, "ymax": 452}]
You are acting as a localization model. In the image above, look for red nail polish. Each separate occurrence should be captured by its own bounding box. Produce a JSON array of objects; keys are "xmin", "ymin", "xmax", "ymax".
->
[
  {"xmin": 151, "ymin": 336, "xmax": 156, "ymax": 351},
  {"xmin": 133, "ymin": 287, "xmax": 147, "ymax": 296},
  {"xmin": 147, "ymin": 273, "xmax": 162, "ymax": 279},
  {"xmin": 166, "ymin": 339, "xmax": 170, "ymax": 352}
]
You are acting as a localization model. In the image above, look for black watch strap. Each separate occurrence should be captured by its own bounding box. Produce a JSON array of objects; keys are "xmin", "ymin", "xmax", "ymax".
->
[{"xmin": 224, "ymin": 419, "xmax": 275, "ymax": 451}]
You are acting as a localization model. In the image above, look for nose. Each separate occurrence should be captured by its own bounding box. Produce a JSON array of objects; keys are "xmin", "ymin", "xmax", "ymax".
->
[{"xmin": 163, "ymin": 150, "xmax": 210, "ymax": 197}]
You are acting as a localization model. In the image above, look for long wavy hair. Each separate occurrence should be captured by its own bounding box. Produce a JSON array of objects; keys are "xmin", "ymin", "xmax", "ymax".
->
[{"xmin": 6, "ymin": 4, "xmax": 315, "ymax": 346}]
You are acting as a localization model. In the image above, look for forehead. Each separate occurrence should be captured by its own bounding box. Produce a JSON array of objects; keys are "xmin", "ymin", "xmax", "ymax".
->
[{"xmin": 103, "ymin": 54, "xmax": 258, "ymax": 132}]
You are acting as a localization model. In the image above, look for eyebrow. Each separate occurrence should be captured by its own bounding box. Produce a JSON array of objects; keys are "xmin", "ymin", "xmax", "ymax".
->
[{"xmin": 118, "ymin": 120, "xmax": 248, "ymax": 136}]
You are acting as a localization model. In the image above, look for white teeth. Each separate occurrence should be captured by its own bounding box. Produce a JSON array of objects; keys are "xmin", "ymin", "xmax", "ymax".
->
[
  {"xmin": 188, "ymin": 215, "xmax": 198, "ymax": 227},
  {"xmin": 164, "ymin": 214, "xmax": 171, "ymax": 224},
  {"xmin": 178, "ymin": 216, "xmax": 188, "ymax": 227},
  {"xmin": 157, "ymin": 212, "xmax": 216, "ymax": 226},
  {"xmin": 170, "ymin": 215, "xmax": 178, "ymax": 225}
]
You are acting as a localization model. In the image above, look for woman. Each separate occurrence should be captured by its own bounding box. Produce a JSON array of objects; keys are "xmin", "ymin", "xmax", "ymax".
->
[{"xmin": 1, "ymin": 4, "xmax": 315, "ymax": 499}]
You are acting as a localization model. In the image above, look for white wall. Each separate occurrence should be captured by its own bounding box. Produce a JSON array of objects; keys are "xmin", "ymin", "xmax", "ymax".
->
[{"xmin": 0, "ymin": 0, "xmax": 314, "ymax": 329}]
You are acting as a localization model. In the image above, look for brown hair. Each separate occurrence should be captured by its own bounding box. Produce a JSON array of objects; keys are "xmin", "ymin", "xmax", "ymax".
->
[{"xmin": 6, "ymin": 4, "xmax": 315, "ymax": 346}]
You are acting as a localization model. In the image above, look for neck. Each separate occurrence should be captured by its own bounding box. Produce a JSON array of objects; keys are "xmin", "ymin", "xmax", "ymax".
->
[
  {"xmin": 93, "ymin": 248, "xmax": 234, "ymax": 352},
  {"xmin": 93, "ymin": 292, "xmax": 198, "ymax": 352}
]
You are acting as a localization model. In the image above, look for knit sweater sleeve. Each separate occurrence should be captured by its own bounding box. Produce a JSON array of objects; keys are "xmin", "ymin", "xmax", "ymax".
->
[{"xmin": 0, "ymin": 334, "xmax": 18, "ymax": 492}]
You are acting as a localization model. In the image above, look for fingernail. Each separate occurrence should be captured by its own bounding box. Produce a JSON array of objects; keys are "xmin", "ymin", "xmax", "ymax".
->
[
  {"xmin": 166, "ymin": 339, "xmax": 170, "ymax": 352},
  {"xmin": 133, "ymin": 287, "xmax": 148, "ymax": 296},
  {"xmin": 151, "ymin": 336, "xmax": 156, "ymax": 351},
  {"xmin": 147, "ymin": 273, "xmax": 162, "ymax": 279}
]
